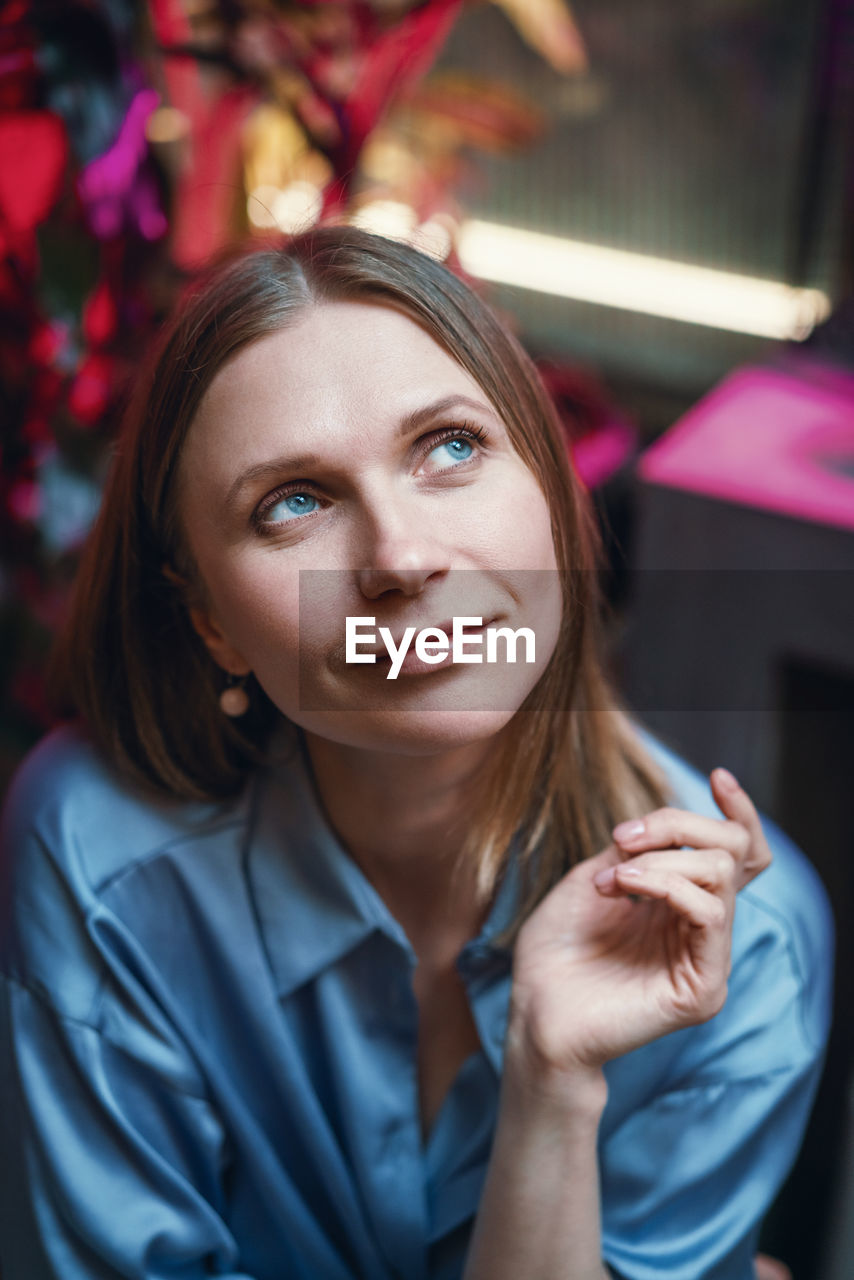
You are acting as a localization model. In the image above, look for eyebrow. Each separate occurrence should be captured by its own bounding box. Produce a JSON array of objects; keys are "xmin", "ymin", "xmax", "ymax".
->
[{"xmin": 223, "ymin": 394, "xmax": 497, "ymax": 508}]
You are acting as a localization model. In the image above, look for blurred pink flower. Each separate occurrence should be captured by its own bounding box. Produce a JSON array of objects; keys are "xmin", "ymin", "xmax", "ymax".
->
[{"xmin": 77, "ymin": 88, "xmax": 167, "ymax": 240}]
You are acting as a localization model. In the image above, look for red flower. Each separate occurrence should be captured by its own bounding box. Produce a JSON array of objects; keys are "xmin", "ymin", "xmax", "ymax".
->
[
  {"xmin": 67, "ymin": 351, "xmax": 114, "ymax": 428},
  {"xmin": 0, "ymin": 111, "xmax": 67, "ymax": 234},
  {"xmin": 83, "ymin": 278, "xmax": 117, "ymax": 346}
]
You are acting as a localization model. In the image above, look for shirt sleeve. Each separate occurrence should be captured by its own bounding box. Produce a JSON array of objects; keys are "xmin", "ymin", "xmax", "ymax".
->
[
  {"xmin": 0, "ymin": 973, "xmax": 259, "ymax": 1280},
  {"xmin": 0, "ymin": 746, "xmax": 261, "ymax": 1280},
  {"xmin": 597, "ymin": 814, "xmax": 833, "ymax": 1280},
  {"xmin": 600, "ymin": 1062, "xmax": 821, "ymax": 1280}
]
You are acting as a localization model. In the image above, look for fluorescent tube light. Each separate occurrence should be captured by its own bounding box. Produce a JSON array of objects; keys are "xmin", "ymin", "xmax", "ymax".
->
[{"xmin": 456, "ymin": 219, "xmax": 831, "ymax": 340}]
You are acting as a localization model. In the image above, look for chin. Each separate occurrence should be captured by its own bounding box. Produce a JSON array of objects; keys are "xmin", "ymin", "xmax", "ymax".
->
[
  {"xmin": 293, "ymin": 705, "xmax": 519, "ymax": 757},
  {"xmin": 262, "ymin": 658, "xmax": 554, "ymax": 756}
]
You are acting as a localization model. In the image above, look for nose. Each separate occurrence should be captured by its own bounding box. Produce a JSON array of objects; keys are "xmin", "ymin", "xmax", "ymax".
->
[{"xmin": 354, "ymin": 499, "xmax": 451, "ymax": 601}]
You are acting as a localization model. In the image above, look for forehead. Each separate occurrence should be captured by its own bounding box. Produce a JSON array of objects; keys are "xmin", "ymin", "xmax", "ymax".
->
[{"xmin": 185, "ymin": 300, "xmax": 491, "ymax": 457}]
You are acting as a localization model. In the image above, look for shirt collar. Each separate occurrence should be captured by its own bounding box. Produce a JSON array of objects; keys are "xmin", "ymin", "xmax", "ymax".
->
[{"xmin": 246, "ymin": 730, "xmax": 518, "ymax": 1000}]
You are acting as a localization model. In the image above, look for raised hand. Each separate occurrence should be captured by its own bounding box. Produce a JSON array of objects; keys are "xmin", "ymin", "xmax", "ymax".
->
[
  {"xmin": 608, "ymin": 768, "xmax": 773, "ymax": 891},
  {"xmin": 507, "ymin": 769, "xmax": 771, "ymax": 1082}
]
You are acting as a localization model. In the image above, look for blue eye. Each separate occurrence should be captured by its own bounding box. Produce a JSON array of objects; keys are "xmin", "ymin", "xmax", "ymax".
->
[
  {"xmin": 266, "ymin": 492, "xmax": 319, "ymax": 523},
  {"xmin": 425, "ymin": 436, "xmax": 475, "ymax": 470}
]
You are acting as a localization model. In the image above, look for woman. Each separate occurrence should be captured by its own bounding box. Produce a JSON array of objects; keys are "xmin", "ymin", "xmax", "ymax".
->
[{"xmin": 0, "ymin": 226, "xmax": 832, "ymax": 1279}]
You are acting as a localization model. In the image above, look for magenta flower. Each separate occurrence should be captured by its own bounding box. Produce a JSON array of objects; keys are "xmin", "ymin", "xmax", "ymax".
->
[{"xmin": 77, "ymin": 87, "xmax": 167, "ymax": 241}]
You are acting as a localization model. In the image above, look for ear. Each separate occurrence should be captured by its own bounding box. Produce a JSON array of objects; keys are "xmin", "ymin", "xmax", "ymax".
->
[{"xmin": 188, "ymin": 606, "xmax": 252, "ymax": 677}]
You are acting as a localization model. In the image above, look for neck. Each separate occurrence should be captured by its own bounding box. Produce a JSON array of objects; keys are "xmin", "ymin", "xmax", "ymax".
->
[{"xmin": 302, "ymin": 733, "xmax": 494, "ymax": 957}]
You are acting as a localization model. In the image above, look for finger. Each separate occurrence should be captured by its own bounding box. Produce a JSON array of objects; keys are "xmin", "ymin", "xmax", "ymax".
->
[
  {"xmin": 594, "ymin": 848, "xmax": 736, "ymax": 898},
  {"xmin": 606, "ymin": 862, "xmax": 731, "ymax": 935},
  {"xmin": 594, "ymin": 862, "xmax": 734, "ymax": 1012},
  {"xmin": 754, "ymin": 1256, "xmax": 792, "ymax": 1280},
  {"xmin": 709, "ymin": 768, "xmax": 772, "ymax": 882},
  {"xmin": 612, "ymin": 807, "xmax": 750, "ymax": 863}
]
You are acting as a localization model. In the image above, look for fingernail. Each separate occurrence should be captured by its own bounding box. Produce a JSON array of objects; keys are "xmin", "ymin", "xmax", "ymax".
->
[
  {"xmin": 594, "ymin": 867, "xmax": 616, "ymax": 889},
  {"xmin": 613, "ymin": 820, "xmax": 646, "ymax": 843},
  {"xmin": 714, "ymin": 767, "xmax": 739, "ymax": 792}
]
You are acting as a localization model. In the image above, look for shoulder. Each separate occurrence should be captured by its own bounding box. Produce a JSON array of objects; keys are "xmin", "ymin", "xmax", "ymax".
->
[
  {"xmin": 1, "ymin": 722, "xmax": 247, "ymax": 888},
  {"xmin": 0, "ymin": 725, "xmax": 253, "ymax": 1018},
  {"xmin": 2, "ymin": 724, "xmax": 245, "ymax": 887},
  {"xmin": 637, "ymin": 727, "xmax": 833, "ymax": 1068}
]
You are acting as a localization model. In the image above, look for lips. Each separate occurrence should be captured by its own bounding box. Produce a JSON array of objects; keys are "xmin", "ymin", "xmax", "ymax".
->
[{"xmin": 372, "ymin": 616, "xmax": 496, "ymax": 660}]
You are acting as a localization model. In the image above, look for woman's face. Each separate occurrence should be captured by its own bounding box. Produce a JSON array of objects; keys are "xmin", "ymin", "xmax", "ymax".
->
[{"xmin": 178, "ymin": 300, "xmax": 563, "ymax": 756}]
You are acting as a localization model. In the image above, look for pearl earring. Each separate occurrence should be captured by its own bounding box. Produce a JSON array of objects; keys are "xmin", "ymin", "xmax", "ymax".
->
[{"xmin": 219, "ymin": 674, "xmax": 250, "ymax": 717}]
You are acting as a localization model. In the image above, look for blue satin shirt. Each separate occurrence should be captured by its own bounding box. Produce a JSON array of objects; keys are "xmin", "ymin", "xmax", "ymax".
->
[{"xmin": 0, "ymin": 724, "xmax": 833, "ymax": 1280}]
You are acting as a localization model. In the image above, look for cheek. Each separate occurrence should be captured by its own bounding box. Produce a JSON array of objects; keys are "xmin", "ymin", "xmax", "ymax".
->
[
  {"xmin": 202, "ymin": 560, "xmax": 354, "ymax": 709},
  {"xmin": 202, "ymin": 557, "xmax": 303, "ymax": 659},
  {"xmin": 212, "ymin": 573, "xmax": 305, "ymax": 716},
  {"xmin": 486, "ymin": 468, "xmax": 559, "ymax": 570}
]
